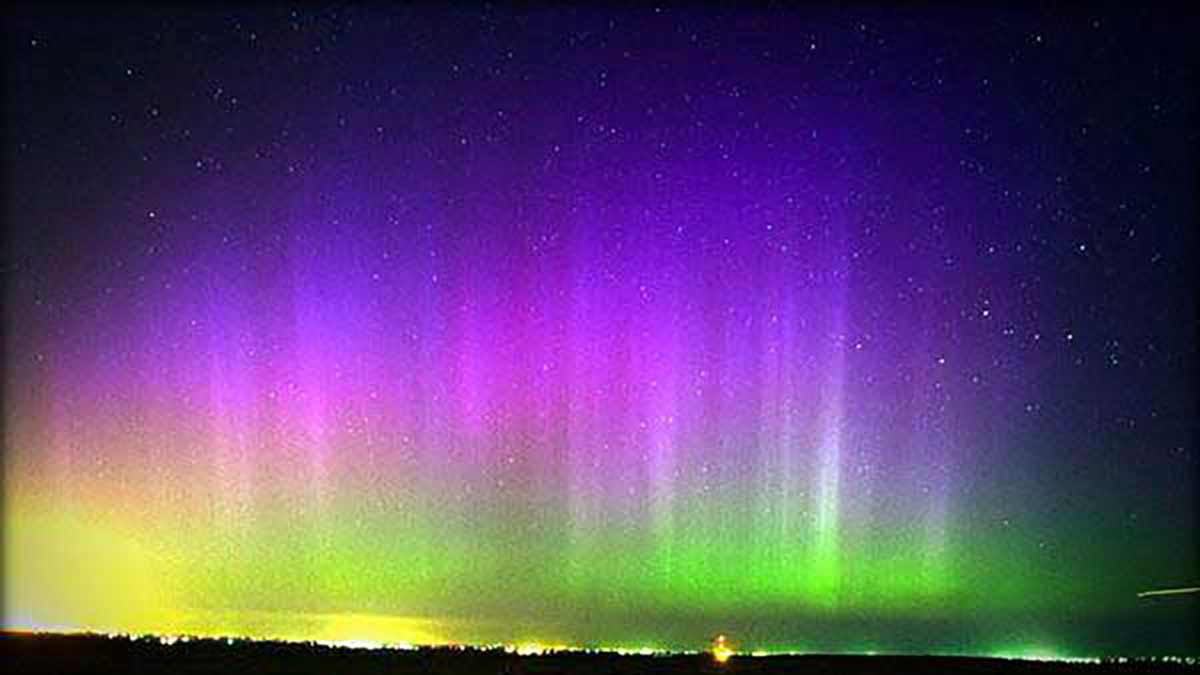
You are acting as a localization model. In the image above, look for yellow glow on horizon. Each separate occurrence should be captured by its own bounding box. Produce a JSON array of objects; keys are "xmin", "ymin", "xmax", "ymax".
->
[
  {"xmin": 5, "ymin": 610, "xmax": 446, "ymax": 650},
  {"xmin": 313, "ymin": 611, "xmax": 444, "ymax": 647}
]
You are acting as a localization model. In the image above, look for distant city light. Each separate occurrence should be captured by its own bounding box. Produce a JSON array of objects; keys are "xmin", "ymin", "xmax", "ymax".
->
[{"xmin": 711, "ymin": 634, "xmax": 735, "ymax": 664}]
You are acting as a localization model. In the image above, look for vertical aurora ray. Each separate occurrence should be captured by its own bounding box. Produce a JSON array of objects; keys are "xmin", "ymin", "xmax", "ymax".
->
[
  {"xmin": 810, "ymin": 240, "xmax": 850, "ymax": 607},
  {"xmin": 811, "ymin": 353, "xmax": 845, "ymax": 605}
]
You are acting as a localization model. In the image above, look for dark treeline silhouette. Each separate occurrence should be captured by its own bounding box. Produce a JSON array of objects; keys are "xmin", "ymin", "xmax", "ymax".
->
[{"xmin": 2, "ymin": 632, "xmax": 1195, "ymax": 675}]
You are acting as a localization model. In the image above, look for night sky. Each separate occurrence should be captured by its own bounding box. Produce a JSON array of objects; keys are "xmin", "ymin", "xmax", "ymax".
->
[{"xmin": 3, "ymin": 3, "xmax": 1197, "ymax": 659}]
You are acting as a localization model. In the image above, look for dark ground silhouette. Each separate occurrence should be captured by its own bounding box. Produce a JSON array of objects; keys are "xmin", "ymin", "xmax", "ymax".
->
[{"xmin": 2, "ymin": 632, "xmax": 1194, "ymax": 674}]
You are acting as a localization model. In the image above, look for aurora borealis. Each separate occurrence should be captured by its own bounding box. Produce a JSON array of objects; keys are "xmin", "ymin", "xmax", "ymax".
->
[{"xmin": 3, "ymin": 3, "xmax": 1197, "ymax": 658}]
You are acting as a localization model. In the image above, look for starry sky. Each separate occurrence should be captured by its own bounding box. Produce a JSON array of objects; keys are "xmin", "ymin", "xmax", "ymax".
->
[{"xmin": 3, "ymin": 3, "xmax": 1197, "ymax": 658}]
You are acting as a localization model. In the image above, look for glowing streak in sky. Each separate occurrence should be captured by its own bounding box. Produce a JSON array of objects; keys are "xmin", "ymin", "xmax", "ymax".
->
[
  {"xmin": 1137, "ymin": 587, "xmax": 1200, "ymax": 598},
  {"xmin": 811, "ymin": 265, "xmax": 848, "ymax": 604}
]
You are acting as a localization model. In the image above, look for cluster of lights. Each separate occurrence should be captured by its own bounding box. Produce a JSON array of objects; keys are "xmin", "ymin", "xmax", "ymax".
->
[
  {"xmin": 987, "ymin": 651, "xmax": 1101, "ymax": 664},
  {"xmin": 313, "ymin": 639, "xmax": 409, "ymax": 651},
  {"xmin": 85, "ymin": 630, "xmax": 422, "ymax": 652},
  {"xmin": 1113, "ymin": 656, "xmax": 1197, "ymax": 665},
  {"xmin": 505, "ymin": 642, "xmax": 573, "ymax": 656},
  {"xmin": 484, "ymin": 642, "xmax": 673, "ymax": 656}
]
